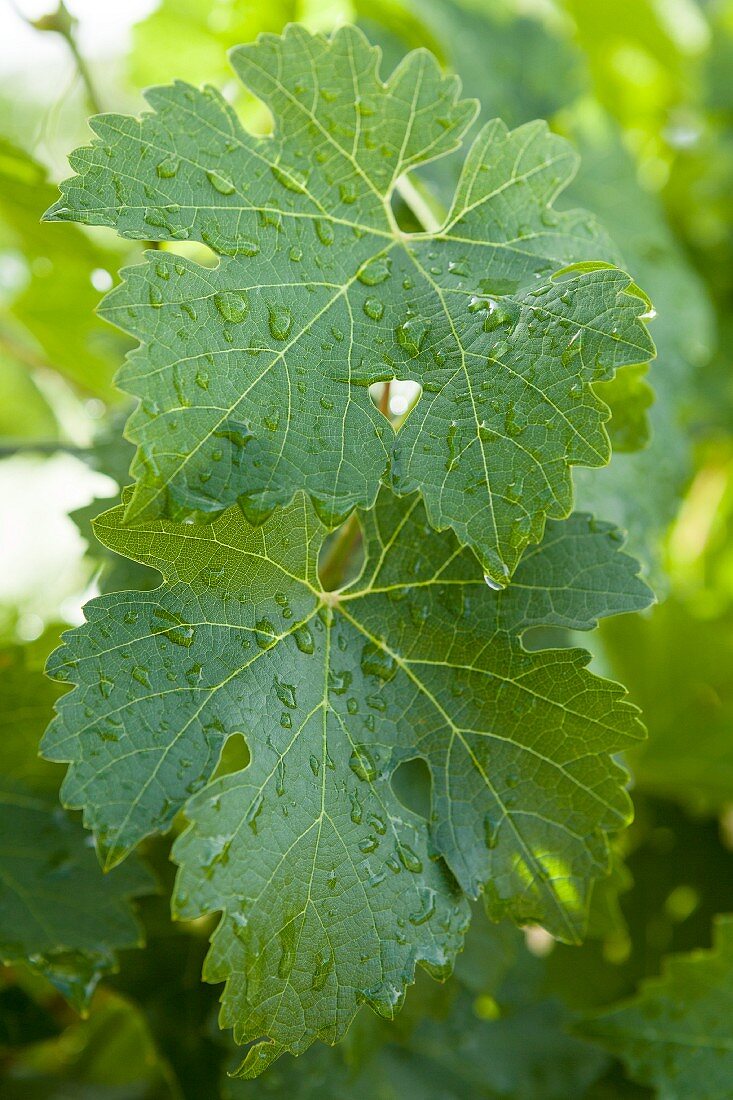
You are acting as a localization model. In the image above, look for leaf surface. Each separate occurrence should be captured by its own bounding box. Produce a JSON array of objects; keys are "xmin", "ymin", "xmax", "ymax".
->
[
  {"xmin": 44, "ymin": 489, "xmax": 649, "ymax": 1068},
  {"xmin": 46, "ymin": 25, "xmax": 653, "ymax": 583}
]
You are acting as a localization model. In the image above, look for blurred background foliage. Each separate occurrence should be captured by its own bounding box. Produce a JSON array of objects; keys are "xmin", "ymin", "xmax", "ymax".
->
[{"xmin": 0, "ymin": 1, "xmax": 732, "ymax": 1096}]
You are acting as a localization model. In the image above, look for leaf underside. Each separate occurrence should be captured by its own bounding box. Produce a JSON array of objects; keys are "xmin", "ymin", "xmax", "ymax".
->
[
  {"xmin": 45, "ymin": 24, "xmax": 654, "ymax": 585},
  {"xmin": 44, "ymin": 488, "xmax": 650, "ymax": 1071}
]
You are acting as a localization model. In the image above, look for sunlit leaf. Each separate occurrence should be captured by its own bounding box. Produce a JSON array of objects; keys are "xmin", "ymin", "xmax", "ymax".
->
[
  {"xmin": 43, "ymin": 487, "xmax": 649, "ymax": 1069},
  {"xmin": 46, "ymin": 25, "xmax": 653, "ymax": 584}
]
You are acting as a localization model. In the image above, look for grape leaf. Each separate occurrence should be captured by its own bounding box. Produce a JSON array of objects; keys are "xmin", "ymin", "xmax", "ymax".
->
[
  {"xmin": 45, "ymin": 24, "xmax": 654, "ymax": 585},
  {"xmin": 580, "ymin": 915, "xmax": 733, "ymax": 1098},
  {"xmin": 0, "ymin": 647, "xmax": 154, "ymax": 1011},
  {"xmin": 43, "ymin": 488, "xmax": 650, "ymax": 1070},
  {"xmin": 225, "ymin": 912, "xmax": 608, "ymax": 1099}
]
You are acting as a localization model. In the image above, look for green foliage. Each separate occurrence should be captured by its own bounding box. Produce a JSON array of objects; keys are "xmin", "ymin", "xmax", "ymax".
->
[
  {"xmin": 2, "ymin": 1, "xmax": 733, "ymax": 1096},
  {"xmin": 47, "ymin": 25, "xmax": 653, "ymax": 585},
  {"xmin": 0, "ymin": 646, "xmax": 153, "ymax": 1011},
  {"xmin": 581, "ymin": 916, "xmax": 733, "ymax": 1097},
  {"xmin": 44, "ymin": 487, "xmax": 649, "ymax": 1067},
  {"xmin": 0, "ymin": 139, "xmax": 129, "ymax": 402}
]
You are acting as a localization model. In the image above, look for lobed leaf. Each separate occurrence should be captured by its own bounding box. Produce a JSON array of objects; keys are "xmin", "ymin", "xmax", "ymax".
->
[
  {"xmin": 46, "ymin": 24, "xmax": 654, "ymax": 584},
  {"xmin": 43, "ymin": 489, "xmax": 650, "ymax": 1069}
]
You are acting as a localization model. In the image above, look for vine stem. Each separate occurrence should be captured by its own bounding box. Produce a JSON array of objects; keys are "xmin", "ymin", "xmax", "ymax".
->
[
  {"xmin": 17, "ymin": 1, "xmax": 103, "ymax": 115},
  {"xmin": 320, "ymin": 177, "xmax": 445, "ymax": 590}
]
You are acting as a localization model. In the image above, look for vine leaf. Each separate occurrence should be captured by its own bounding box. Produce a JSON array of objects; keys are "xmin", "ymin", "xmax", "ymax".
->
[
  {"xmin": 580, "ymin": 916, "xmax": 733, "ymax": 1097},
  {"xmin": 45, "ymin": 24, "xmax": 654, "ymax": 585},
  {"xmin": 0, "ymin": 647, "xmax": 153, "ymax": 1011},
  {"xmin": 43, "ymin": 489, "xmax": 650, "ymax": 1070}
]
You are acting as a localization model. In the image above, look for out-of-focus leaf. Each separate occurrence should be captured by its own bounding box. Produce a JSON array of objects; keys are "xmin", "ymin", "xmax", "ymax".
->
[
  {"xmin": 1, "ymin": 990, "xmax": 178, "ymax": 1099},
  {"xmin": 568, "ymin": 109, "xmax": 714, "ymax": 578},
  {"xmin": 580, "ymin": 915, "xmax": 733, "ymax": 1099},
  {"xmin": 601, "ymin": 599, "xmax": 733, "ymax": 812},
  {"xmin": 0, "ymin": 354, "xmax": 57, "ymax": 443},
  {"xmin": 0, "ymin": 646, "xmax": 154, "ymax": 1011},
  {"xmin": 595, "ymin": 365, "xmax": 654, "ymax": 454},
  {"xmin": 0, "ymin": 137, "xmax": 129, "ymax": 399}
]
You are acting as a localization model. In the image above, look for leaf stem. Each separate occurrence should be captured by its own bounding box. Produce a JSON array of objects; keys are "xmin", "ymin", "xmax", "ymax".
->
[
  {"xmin": 394, "ymin": 174, "xmax": 443, "ymax": 234},
  {"xmin": 318, "ymin": 513, "xmax": 362, "ymax": 593}
]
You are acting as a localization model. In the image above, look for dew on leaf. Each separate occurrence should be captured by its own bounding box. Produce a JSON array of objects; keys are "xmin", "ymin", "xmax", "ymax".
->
[{"xmin": 206, "ymin": 169, "xmax": 236, "ymax": 195}]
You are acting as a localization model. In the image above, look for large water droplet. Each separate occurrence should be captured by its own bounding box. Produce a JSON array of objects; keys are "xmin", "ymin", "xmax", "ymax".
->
[
  {"xmin": 206, "ymin": 169, "xmax": 236, "ymax": 195},
  {"xmin": 153, "ymin": 606, "xmax": 195, "ymax": 648},
  {"xmin": 156, "ymin": 155, "xmax": 180, "ymax": 179},
  {"xmin": 360, "ymin": 641, "xmax": 397, "ymax": 682},
  {"xmin": 214, "ymin": 290, "xmax": 249, "ymax": 323},
  {"xmin": 268, "ymin": 304, "xmax": 293, "ymax": 341},
  {"xmin": 357, "ymin": 256, "xmax": 391, "ymax": 285},
  {"xmin": 349, "ymin": 746, "xmax": 378, "ymax": 783}
]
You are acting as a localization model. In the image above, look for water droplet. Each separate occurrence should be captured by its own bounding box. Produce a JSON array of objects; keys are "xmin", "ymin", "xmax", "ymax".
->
[
  {"xmin": 328, "ymin": 668, "xmax": 352, "ymax": 695},
  {"xmin": 294, "ymin": 624, "xmax": 315, "ymax": 654},
  {"xmin": 360, "ymin": 642, "xmax": 397, "ymax": 682},
  {"xmin": 409, "ymin": 887, "xmax": 436, "ymax": 925},
  {"xmin": 277, "ymin": 922, "xmax": 296, "ymax": 979},
  {"xmin": 271, "ymin": 164, "xmax": 309, "ymax": 193},
  {"xmin": 246, "ymin": 792, "xmax": 264, "ymax": 833},
  {"xmin": 156, "ymin": 155, "xmax": 180, "ymax": 179},
  {"xmin": 148, "ymin": 284, "xmax": 164, "ymax": 308},
  {"xmin": 349, "ymin": 746, "xmax": 378, "ymax": 783},
  {"xmin": 397, "ymin": 843, "xmax": 423, "ymax": 873},
  {"xmin": 396, "ymin": 316, "xmax": 430, "ymax": 356},
  {"xmin": 275, "ymin": 677, "xmax": 297, "ymax": 709},
  {"xmin": 484, "ymin": 811, "xmax": 500, "ymax": 849},
  {"xmin": 311, "ymin": 948, "xmax": 334, "ymax": 990},
  {"xmin": 350, "ymin": 789, "xmax": 363, "ymax": 824},
  {"xmin": 206, "ymin": 169, "xmax": 235, "ymax": 195},
  {"xmin": 315, "ymin": 219, "xmax": 335, "ymax": 246},
  {"xmin": 276, "ymin": 759, "xmax": 286, "ymax": 796},
  {"xmin": 268, "ymin": 304, "xmax": 293, "ymax": 341},
  {"xmin": 255, "ymin": 618, "xmax": 277, "ymax": 649},
  {"xmin": 131, "ymin": 665, "xmax": 151, "ymax": 688},
  {"xmin": 357, "ymin": 256, "xmax": 391, "ymax": 285},
  {"xmin": 214, "ymin": 290, "xmax": 249, "ymax": 323},
  {"xmin": 152, "ymin": 606, "xmax": 195, "ymax": 648},
  {"xmin": 363, "ymin": 296, "xmax": 384, "ymax": 321}
]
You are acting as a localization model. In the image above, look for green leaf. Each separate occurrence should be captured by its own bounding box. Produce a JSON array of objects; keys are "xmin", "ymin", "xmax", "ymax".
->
[
  {"xmin": 600, "ymin": 598, "xmax": 733, "ymax": 813},
  {"xmin": 0, "ymin": 647, "xmax": 154, "ymax": 1011},
  {"xmin": 580, "ymin": 915, "xmax": 733, "ymax": 1098},
  {"xmin": 594, "ymin": 363, "xmax": 654, "ymax": 454},
  {"xmin": 1, "ymin": 989, "xmax": 177, "ymax": 1099},
  {"xmin": 43, "ymin": 488, "xmax": 650, "ymax": 1068},
  {"xmin": 225, "ymin": 913, "xmax": 609, "ymax": 1099},
  {"xmin": 46, "ymin": 24, "xmax": 653, "ymax": 585},
  {"xmin": 0, "ymin": 138, "xmax": 129, "ymax": 400}
]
